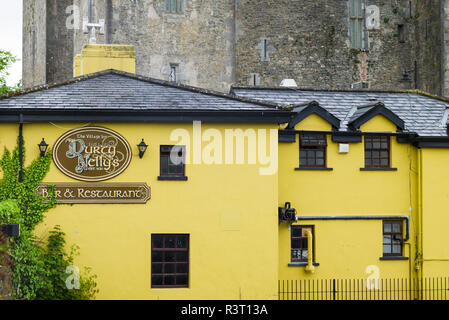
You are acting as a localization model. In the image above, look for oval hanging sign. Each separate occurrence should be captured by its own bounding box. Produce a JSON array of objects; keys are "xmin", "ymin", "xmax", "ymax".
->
[{"xmin": 53, "ymin": 126, "xmax": 132, "ymax": 182}]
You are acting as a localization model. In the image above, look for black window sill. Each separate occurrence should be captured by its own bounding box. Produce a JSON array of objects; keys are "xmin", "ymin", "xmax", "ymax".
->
[
  {"xmin": 360, "ymin": 168, "xmax": 398, "ymax": 171},
  {"xmin": 295, "ymin": 167, "xmax": 333, "ymax": 171},
  {"xmin": 379, "ymin": 256, "xmax": 408, "ymax": 261},
  {"xmin": 157, "ymin": 176, "xmax": 188, "ymax": 181},
  {"xmin": 288, "ymin": 262, "xmax": 320, "ymax": 267}
]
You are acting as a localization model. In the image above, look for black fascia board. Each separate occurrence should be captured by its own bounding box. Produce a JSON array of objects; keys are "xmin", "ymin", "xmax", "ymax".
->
[
  {"xmin": 331, "ymin": 133, "xmax": 362, "ymax": 143},
  {"xmin": 348, "ymin": 104, "xmax": 405, "ymax": 131},
  {"xmin": 287, "ymin": 102, "xmax": 341, "ymax": 129},
  {"xmin": 0, "ymin": 109, "xmax": 293, "ymax": 123},
  {"xmin": 413, "ymin": 136, "xmax": 449, "ymax": 148},
  {"xmin": 279, "ymin": 130, "xmax": 297, "ymax": 142}
]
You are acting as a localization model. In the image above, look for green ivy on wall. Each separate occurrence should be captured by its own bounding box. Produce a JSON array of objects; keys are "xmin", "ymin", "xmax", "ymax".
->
[{"xmin": 0, "ymin": 139, "xmax": 98, "ymax": 300}]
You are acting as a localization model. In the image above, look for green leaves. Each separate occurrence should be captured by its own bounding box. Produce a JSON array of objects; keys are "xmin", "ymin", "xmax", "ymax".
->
[
  {"xmin": 0, "ymin": 141, "xmax": 56, "ymax": 230},
  {"xmin": 0, "ymin": 50, "xmax": 20, "ymax": 94},
  {"xmin": 0, "ymin": 141, "xmax": 98, "ymax": 300}
]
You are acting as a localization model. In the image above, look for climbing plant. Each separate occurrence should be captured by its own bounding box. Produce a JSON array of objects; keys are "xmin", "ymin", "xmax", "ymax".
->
[{"xmin": 0, "ymin": 139, "xmax": 98, "ymax": 300}]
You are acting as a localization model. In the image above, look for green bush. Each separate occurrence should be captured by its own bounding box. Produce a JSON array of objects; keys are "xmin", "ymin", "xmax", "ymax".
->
[{"xmin": 0, "ymin": 141, "xmax": 98, "ymax": 300}]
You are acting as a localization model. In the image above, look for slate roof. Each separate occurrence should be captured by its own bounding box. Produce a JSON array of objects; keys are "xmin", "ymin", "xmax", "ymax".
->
[
  {"xmin": 231, "ymin": 87, "xmax": 449, "ymax": 137},
  {"xmin": 0, "ymin": 70, "xmax": 287, "ymax": 112}
]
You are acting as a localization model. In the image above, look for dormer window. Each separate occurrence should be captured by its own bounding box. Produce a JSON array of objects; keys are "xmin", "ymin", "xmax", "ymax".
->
[
  {"xmin": 299, "ymin": 133, "xmax": 327, "ymax": 168},
  {"xmin": 364, "ymin": 135, "xmax": 390, "ymax": 168}
]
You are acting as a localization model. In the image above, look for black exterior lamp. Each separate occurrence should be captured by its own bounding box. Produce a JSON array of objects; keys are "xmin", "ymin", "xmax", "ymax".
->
[
  {"xmin": 38, "ymin": 138, "xmax": 49, "ymax": 157},
  {"xmin": 138, "ymin": 139, "xmax": 148, "ymax": 159}
]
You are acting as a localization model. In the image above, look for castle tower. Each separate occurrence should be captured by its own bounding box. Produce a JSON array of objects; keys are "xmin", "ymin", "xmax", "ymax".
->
[{"xmin": 22, "ymin": 0, "xmax": 446, "ymax": 96}]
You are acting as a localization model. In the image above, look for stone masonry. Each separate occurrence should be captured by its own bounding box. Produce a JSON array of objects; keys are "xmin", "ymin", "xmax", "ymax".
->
[{"xmin": 22, "ymin": 0, "xmax": 449, "ymax": 96}]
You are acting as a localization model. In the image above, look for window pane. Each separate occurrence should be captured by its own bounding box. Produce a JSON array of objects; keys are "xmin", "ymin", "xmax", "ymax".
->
[
  {"xmin": 152, "ymin": 252, "xmax": 163, "ymax": 262},
  {"xmin": 301, "ymin": 249, "xmax": 308, "ymax": 260},
  {"xmin": 152, "ymin": 275, "xmax": 163, "ymax": 285},
  {"xmin": 166, "ymin": 252, "xmax": 175, "ymax": 262},
  {"xmin": 176, "ymin": 275, "xmax": 188, "ymax": 285},
  {"xmin": 165, "ymin": 236, "xmax": 176, "ymax": 248},
  {"xmin": 316, "ymin": 151, "xmax": 324, "ymax": 158},
  {"xmin": 384, "ymin": 223, "xmax": 392, "ymax": 232},
  {"xmin": 165, "ymin": 275, "xmax": 175, "ymax": 285},
  {"xmin": 176, "ymin": 263, "xmax": 187, "ymax": 273},
  {"xmin": 292, "ymin": 249, "xmax": 301, "ymax": 260},
  {"xmin": 153, "ymin": 235, "xmax": 163, "ymax": 248},
  {"xmin": 291, "ymin": 239, "xmax": 301, "ymax": 249},
  {"xmin": 152, "ymin": 263, "xmax": 162, "ymax": 273},
  {"xmin": 307, "ymin": 158, "xmax": 315, "ymax": 165},
  {"xmin": 176, "ymin": 252, "xmax": 187, "ymax": 262},
  {"xmin": 393, "ymin": 223, "xmax": 401, "ymax": 233},
  {"xmin": 177, "ymin": 237, "xmax": 187, "ymax": 248},
  {"xmin": 381, "ymin": 159, "xmax": 389, "ymax": 166},
  {"xmin": 358, "ymin": 19, "xmax": 363, "ymax": 47},
  {"xmin": 383, "ymin": 245, "xmax": 391, "ymax": 254},
  {"xmin": 392, "ymin": 244, "xmax": 401, "ymax": 254},
  {"xmin": 383, "ymin": 235, "xmax": 391, "ymax": 243},
  {"xmin": 317, "ymin": 158, "xmax": 324, "ymax": 166},
  {"xmin": 292, "ymin": 228, "xmax": 302, "ymax": 237},
  {"xmin": 300, "ymin": 158, "xmax": 307, "ymax": 165},
  {"xmin": 302, "ymin": 237, "xmax": 308, "ymax": 249},
  {"xmin": 164, "ymin": 263, "xmax": 175, "ymax": 273}
]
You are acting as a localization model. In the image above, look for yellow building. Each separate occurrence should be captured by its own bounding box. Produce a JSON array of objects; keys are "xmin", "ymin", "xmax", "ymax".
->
[{"xmin": 1, "ymin": 44, "xmax": 449, "ymax": 300}]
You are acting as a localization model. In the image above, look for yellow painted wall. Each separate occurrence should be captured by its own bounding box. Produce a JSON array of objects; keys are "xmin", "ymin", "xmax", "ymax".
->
[
  {"xmin": 0, "ymin": 122, "xmax": 278, "ymax": 300},
  {"xmin": 421, "ymin": 149, "xmax": 449, "ymax": 277},
  {"xmin": 278, "ymin": 113, "xmax": 418, "ymax": 281}
]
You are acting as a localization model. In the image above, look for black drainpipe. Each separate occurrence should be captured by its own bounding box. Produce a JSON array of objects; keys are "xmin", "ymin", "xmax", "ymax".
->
[{"xmin": 18, "ymin": 113, "xmax": 23, "ymax": 182}]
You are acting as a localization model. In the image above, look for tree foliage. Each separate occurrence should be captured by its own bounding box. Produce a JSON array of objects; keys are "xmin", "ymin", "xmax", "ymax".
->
[{"xmin": 0, "ymin": 50, "xmax": 21, "ymax": 94}]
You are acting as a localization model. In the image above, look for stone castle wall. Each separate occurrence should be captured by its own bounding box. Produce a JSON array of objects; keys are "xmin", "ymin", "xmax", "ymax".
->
[{"xmin": 22, "ymin": 0, "xmax": 445, "ymax": 96}]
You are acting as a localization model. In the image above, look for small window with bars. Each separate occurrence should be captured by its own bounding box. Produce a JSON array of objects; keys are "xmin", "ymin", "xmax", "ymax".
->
[
  {"xmin": 165, "ymin": 0, "xmax": 183, "ymax": 13},
  {"xmin": 364, "ymin": 135, "xmax": 390, "ymax": 168},
  {"xmin": 151, "ymin": 234, "xmax": 189, "ymax": 288},
  {"xmin": 291, "ymin": 226, "xmax": 314, "ymax": 262},
  {"xmin": 299, "ymin": 133, "xmax": 327, "ymax": 168},
  {"xmin": 160, "ymin": 145, "xmax": 186, "ymax": 178},
  {"xmin": 350, "ymin": 0, "xmax": 364, "ymax": 49},
  {"xmin": 383, "ymin": 221, "xmax": 403, "ymax": 256}
]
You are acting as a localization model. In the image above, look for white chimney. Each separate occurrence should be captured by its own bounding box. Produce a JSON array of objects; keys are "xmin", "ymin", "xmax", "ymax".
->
[{"xmin": 280, "ymin": 79, "xmax": 297, "ymax": 87}]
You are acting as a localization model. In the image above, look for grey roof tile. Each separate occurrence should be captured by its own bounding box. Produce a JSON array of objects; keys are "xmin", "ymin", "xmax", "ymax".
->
[
  {"xmin": 0, "ymin": 70, "xmax": 288, "ymax": 113},
  {"xmin": 232, "ymin": 88, "xmax": 449, "ymax": 137}
]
